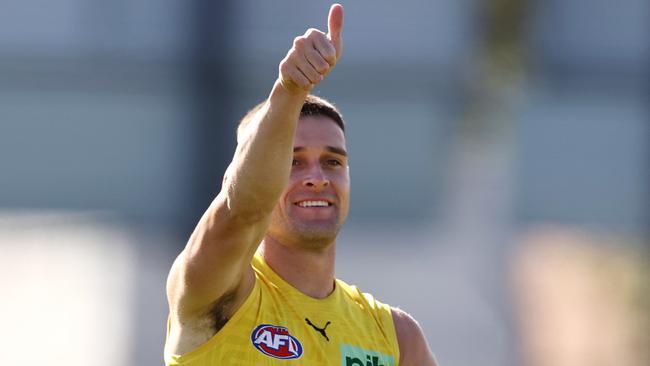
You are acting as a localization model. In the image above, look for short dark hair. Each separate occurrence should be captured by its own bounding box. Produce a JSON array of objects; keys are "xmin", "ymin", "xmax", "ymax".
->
[
  {"xmin": 299, "ymin": 95, "xmax": 345, "ymax": 132},
  {"xmin": 237, "ymin": 94, "xmax": 345, "ymax": 140}
]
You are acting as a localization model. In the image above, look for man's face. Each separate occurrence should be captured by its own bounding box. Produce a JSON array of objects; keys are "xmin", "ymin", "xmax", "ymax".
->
[{"xmin": 268, "ymin": 115, "xmax": 349, "ymax": 248}]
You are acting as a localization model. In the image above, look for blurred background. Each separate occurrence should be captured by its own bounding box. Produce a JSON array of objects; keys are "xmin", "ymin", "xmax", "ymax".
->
[{"xmin": 1, "ymin": 0, "xmax": 648, "ymax": 365}]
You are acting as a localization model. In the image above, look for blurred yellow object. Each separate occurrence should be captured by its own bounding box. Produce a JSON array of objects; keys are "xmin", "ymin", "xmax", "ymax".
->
[{"xmin": 510, "ymin": 227, "xmax": 650, "ymax": 366}]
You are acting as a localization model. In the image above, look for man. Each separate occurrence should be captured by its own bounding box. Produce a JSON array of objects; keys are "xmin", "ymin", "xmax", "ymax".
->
[{"xmin": 165, "ymin": 4, "xmax": 437, "ymax": 365}]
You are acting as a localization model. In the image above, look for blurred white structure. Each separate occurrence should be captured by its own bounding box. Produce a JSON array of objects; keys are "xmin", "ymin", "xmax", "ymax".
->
[{"xmin": 0, "ymin": 212, "xmax": 137, "ymax": 366}]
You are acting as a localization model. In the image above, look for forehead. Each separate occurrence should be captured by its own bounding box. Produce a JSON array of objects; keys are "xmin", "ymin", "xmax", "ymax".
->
[{"xmin": 294, "ymin": 116, "xmax": 346, "ymax": 149}]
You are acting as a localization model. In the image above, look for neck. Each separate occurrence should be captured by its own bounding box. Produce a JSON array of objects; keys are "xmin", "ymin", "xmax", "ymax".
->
[{"xmin": 259, "ymin": 236, "xmax": 336, "ymax": 299}]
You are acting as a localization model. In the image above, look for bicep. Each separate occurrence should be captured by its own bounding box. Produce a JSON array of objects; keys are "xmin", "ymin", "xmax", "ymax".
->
[
  {"xmin": 167, "ymin": 192, "xmax": 271, "ymax": 317},
  {"xmin": 392, "ymin": 308, "xmax": 438, "ymax": 366}
]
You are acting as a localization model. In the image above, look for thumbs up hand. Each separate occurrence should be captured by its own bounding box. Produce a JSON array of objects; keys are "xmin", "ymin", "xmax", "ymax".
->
[{"xmin": 278, "ymin": 4, "xmax": 344, "ymax": 94}]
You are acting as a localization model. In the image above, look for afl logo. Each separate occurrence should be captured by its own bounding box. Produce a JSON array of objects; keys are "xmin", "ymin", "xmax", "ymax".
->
[{"xmin": 251, "ymin": 324, "xmax": 303, "ymax": 359}]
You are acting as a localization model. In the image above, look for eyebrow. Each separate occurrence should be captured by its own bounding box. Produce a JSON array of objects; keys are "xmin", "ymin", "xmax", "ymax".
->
[{"xmin": 293, "ymin": 146, "xmax": 348, "ymax": 157}]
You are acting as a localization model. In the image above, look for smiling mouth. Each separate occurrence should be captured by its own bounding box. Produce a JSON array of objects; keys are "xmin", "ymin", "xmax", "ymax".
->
[{"xmin": 295, "ymin": 200, "xmax": 333, "ymax": 208}]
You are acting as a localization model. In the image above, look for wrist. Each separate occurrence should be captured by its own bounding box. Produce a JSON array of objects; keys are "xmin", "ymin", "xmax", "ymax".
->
[{"xmin": 271, "ymin": 78, "xmax": 310, "ymax": 100}]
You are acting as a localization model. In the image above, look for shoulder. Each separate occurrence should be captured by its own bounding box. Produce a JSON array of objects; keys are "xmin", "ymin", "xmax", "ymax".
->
[{"xmin": 391, "ymin": 307, "xmax": 439, "ymax": 366}]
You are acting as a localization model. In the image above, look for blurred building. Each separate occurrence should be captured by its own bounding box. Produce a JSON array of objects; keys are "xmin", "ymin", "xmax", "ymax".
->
[{"xmin": 0, "ymin": 0, "xmax": 647, "ymax": 365}]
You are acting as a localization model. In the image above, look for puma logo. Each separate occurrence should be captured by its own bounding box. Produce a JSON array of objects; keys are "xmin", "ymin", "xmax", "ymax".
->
[{"xmin": 305, "ymin": 318, "xmax": 331, "ymax": 341}]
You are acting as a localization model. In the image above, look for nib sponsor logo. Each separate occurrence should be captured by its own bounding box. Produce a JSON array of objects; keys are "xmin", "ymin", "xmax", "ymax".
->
[
  {"xmin": 251, "ymin": 324, "xmax": 303, "ymax": 359},
  {"xmin": 340, "ymin": 344, "xmax": 395, "ymax": 366},
  {"xmin": 345, "ymin": 355, "xmax": 385, "ymax": 366}
]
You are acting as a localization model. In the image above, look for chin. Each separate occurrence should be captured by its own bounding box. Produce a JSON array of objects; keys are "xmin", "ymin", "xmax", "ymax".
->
[
  {"xmin": 296, "ymin": 223, "xmax": 339, "ymax": 241},
  {"xmin": 288, "ymin": 220, "xmax": 341, "ymax": 248},
  {"xmin": 268, "ymin": 209, "xmax": 345, "ymax": 248}
]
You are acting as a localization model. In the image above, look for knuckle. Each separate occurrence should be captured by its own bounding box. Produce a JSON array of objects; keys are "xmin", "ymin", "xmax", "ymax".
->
[
  {"xmin": 305, "ymin": 28, "xmax": 323, "ymax": 38},
  {"xmin": 324, "ymin": 48, "xmax": 337, "ymax": 61},
  {"xmin": 279, "ymin": 61, "xmax": 293, "ymax": 75},
  {"xmin": 305, "ymin": 28, "xmax": 317, "ymax": 36},
  {"xmin": 293, "ymin": 36, "xmax": 306, "ymax": 48},
  {"xmin": 279, "ymin": 59, "xmax": 288, "ymax": 71},
  {"xmin": 315, "ymin": 62, "xmax": 328, "ymax": 74}
]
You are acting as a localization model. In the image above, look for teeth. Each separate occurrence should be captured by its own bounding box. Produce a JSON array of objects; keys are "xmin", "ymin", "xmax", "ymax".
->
[{"xmin": 298, "ymin": 200, "xmax": 330, "ymax": 207}]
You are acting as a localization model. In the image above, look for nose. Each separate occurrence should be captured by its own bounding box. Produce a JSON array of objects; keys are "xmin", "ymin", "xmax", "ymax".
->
[{"xmin": 302, "ymin": 166, "xmax": 330, "ymax": 190}]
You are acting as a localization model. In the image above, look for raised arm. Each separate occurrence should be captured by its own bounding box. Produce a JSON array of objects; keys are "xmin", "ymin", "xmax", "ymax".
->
[{"xmin": 167, "ymin": 3, "xmax": 344, "ymax": 328}]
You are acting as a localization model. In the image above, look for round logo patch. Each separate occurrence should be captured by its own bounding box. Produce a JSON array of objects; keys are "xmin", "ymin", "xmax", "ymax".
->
[{"xmin": 251, "ymin": 324, "xmax": 303, "ymax": 359}]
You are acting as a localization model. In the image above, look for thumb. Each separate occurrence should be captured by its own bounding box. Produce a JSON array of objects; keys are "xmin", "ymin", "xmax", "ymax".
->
[{"xmin": 327, "ymin": 3, "xmax": 344, "ymax": 57}]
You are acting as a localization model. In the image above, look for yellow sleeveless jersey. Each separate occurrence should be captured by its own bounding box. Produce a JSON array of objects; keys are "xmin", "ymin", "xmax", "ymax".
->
[{"xmin": 165, "ymin": 252, "xmax": 400, "ymax": 366}]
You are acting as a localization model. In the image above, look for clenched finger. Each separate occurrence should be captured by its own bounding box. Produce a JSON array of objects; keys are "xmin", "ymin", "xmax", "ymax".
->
[
  {"xmin": 312, "ymin": 36, "xmax": 337, "ymax": 67},
  {"xmin": 305, "ymin": 46, "xmax": 331, "ymax": 75},
  {"xmin": 294, "ymin": 54, "xmax": 323, "ymax": 84},
  {"xmin": 279, "ymin": 59, "xmax": 312, "ymax": 91}
]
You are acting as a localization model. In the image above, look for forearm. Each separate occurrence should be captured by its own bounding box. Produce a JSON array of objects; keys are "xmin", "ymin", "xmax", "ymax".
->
[
  {"xmin": 224, "ymin": 82, "xmax": 308, "ymax": 219},
  {"xmin": 174, "ymin": 81, "xmax": 307, "ymax": 313}
]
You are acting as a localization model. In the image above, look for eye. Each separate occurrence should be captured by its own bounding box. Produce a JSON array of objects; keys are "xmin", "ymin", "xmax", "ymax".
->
[
  {"xmin": 292, "ymin": 159, "xmax": 300, "ymax": 166},
  {"xmin": 326, "ymin": 159, "xmax": 342, "ymax": 166}
]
